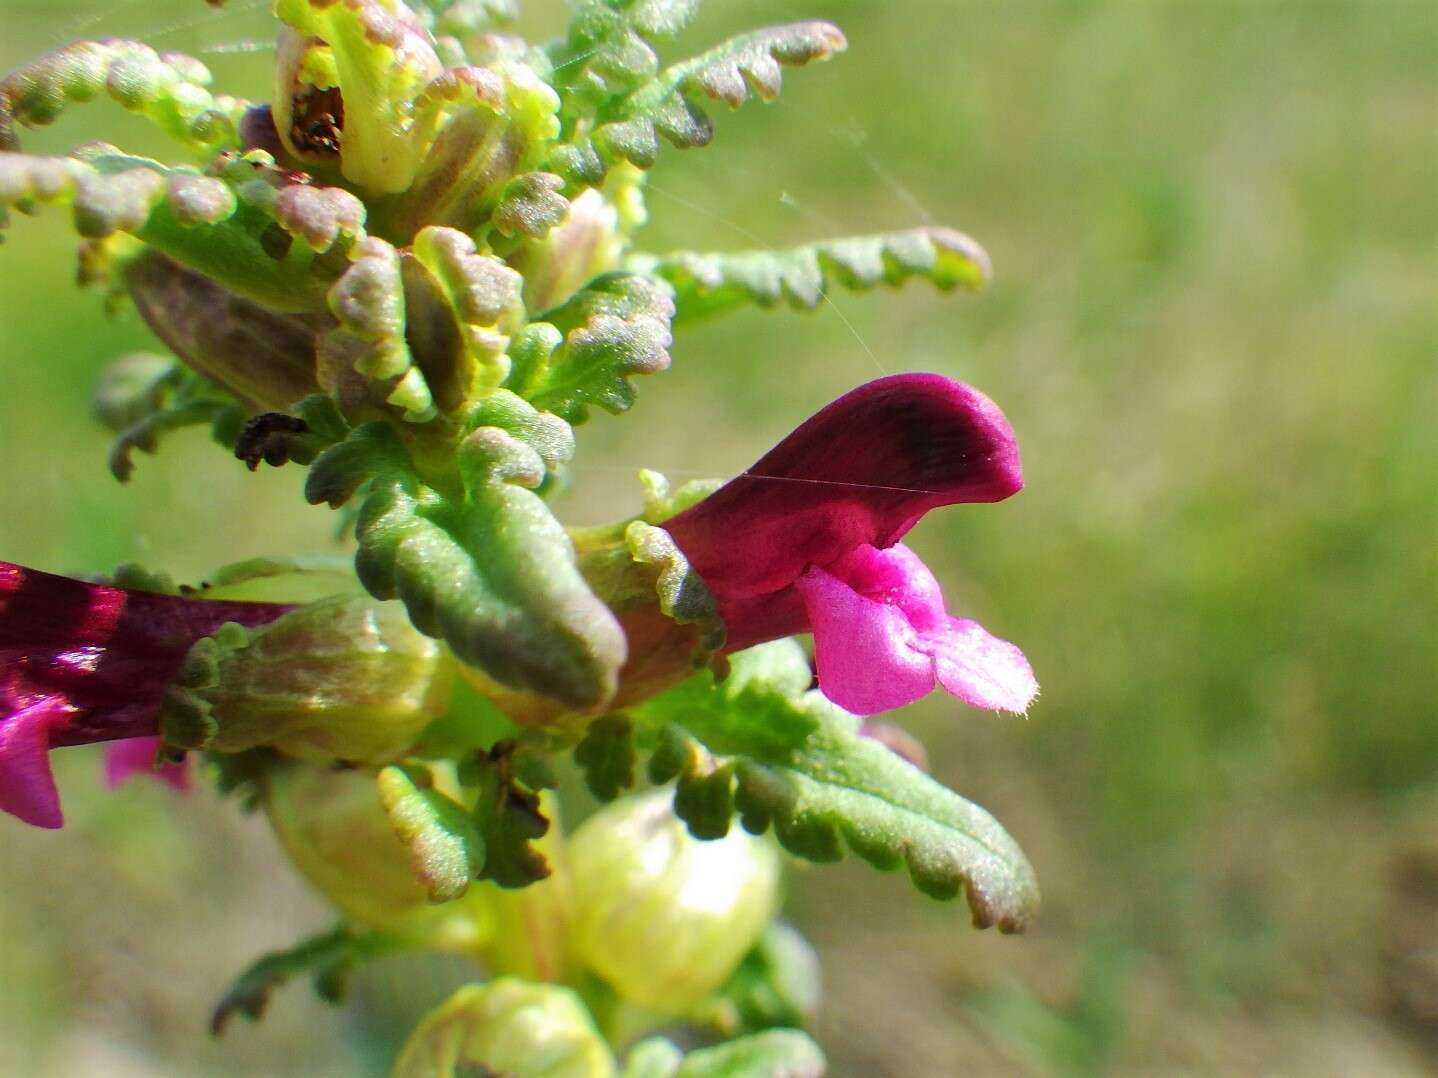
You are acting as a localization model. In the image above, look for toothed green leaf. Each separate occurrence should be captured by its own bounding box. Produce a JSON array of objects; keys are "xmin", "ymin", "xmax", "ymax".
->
[
  {"xmin": 378, "ymin": 763, "xmax": 486, "ymax": 903},
  {"xmin": 632, "ymin": 640, "xmax": 1041, "ymax": 931},
  {"xmin": 210, "ymin": 926, "xmax": 395, "ymax": 1036},
  {"xmin": 464, "ymin": 741, "xmax": 554, "ymax": 888},
  {"xmin": 632, "ymin": 226, "xmax": 992, "ymax": 326},
  {"xmin": 407, "ymin": 225, "xmax": 525, "ymax": 406},
  {"xmin": 694, "ymin": 923, "xmax": 822, "ymax": 1037},
  {"xmin": 415, "ymin": 0, "xmax": 521, "ymax": 37},
  {"xmin": 493, "ymin": 171, "xmax": 570, "ymax": 239},
  {"xmin": 574, "ymin": 714, "xmax": 638, "ymax": 801},
  {"xmin": 508, "ymin": 272, "xmax": 673, "ymax": 423},
  {"xmin": 92, "ymin": 356, "xmax": 243, "ymax": 481},
  {"xmin": 549, "ymin": 0, "xmax": 704, "ymax": 125},
  {"xmin": 559, "ymin": 22, "xmax": 845, "ymax": 182},
  {"xmin": 0, "ymin": 39, "xmax": 241, "ymax": 155},
  {"xmin": 321, "ymin": 228, "xmax": 524, "ymax": 422},
  {"xmin": 0, "ymin": 149, "xmax": 365, "ymax": 313},
  {"xmin": 321, "ymin": 236, "xmax": 434, "ymax": 421},
  {"xmin": 306, "ymin": 411, "xmax": 626, "ymax": 711},
  {"xmin": 108, "ymin": 397, "xmax": 243, "ymax": 482},
  {"xmin": 302, "ymin": 420, "xmax": 412, "ymax": 511}
]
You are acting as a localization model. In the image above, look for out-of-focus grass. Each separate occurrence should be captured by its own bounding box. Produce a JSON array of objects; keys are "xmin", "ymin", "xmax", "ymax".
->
[{"xmin": 1, "ymin": 0, "xmax": 1434, "ymax": 1074}]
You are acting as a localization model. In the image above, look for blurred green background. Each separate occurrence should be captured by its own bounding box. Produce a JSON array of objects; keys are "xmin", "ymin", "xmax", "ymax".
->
[{"xmin": 1, "ymin": 0, "xmax": 1435, "ymax": 1073}]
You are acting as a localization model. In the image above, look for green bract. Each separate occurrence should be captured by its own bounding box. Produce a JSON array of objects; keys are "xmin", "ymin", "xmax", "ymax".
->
[
  {"xmin": 159, "ymin": 592, "xmax": 455, "ymax": 763},
  {"xmin": 263, "ymin": 762, "xmax": 497, "ymax": 947}
]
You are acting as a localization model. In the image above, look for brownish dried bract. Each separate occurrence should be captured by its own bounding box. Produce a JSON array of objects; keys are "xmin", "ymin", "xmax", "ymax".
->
[{"xmin": 235, "ymin": 413, "xmax": 310, "ymax": 471}]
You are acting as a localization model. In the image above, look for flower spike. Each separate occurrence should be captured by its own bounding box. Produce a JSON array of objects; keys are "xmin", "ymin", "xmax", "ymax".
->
[{"xmin": 0, "ymin": 7, "xmax": 1047, "ymax": 1053}]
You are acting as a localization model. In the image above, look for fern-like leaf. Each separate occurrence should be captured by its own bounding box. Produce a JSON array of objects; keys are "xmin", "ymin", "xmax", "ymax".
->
[
  {"xmin": 631, "ymin": 226, "xmax": 992, "ymax": 326},
  {"xmin": 591, "ymin": 23, "xmax": 845, "ymax": 171},
  {"xmin": 305, "ymin": 405, "xmax": 626, "ymax": 712},
  {"xmin": 633, "ymin": 640, "xmax": 1040, "ymax": 931},
  {"xmin": 0, "ymin": 148, "xmax": 365, "ymax": 311},
  {"xmin": 0, "ymin": 39, "xmax": 242, "ymax": 155},
  {"xmin": 210, "ymin": 926, "xmax": 395, "ymax": 1035},
  {"xmin": 507, "ymin": 272, "xmax": 674, "ymax": 423}
]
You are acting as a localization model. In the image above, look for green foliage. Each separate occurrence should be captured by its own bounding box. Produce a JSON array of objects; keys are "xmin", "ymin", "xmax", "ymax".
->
[
  {"xmin": 0, "ymin": 0, "xmax": 1062, "ymax": 1067},
  {"xmin": 552, "ymin": 20, "xmax": 845, "ymax": 184},
  {"xmin": 377, "ymin": 763, "xmax": 485, "ymax": 903},
  {"xmin": 0, "ymin": 38, "xmax": 241, "ymax": 155},
  {"xmin": 305, "ymin": 407, "xmax": 626, "ymax": 711},
  {"xmin": 0, "ymin": 148, "xmax": 365, "ymax": 311},
  {"xmin": 633, "ymin": 641, "xmax": 1040, "ymax": 930},
  {"xmin": 672, "ymin": 1029, "xmax": 825, "ymax": 1078},
  {"xmin": 549, "ymin": 0, "xmax": 703, "ymax": 107},
  {"xmin": 493, "ymin": 171, "xmax": 570, "ymax": 240},
  {"xmin": 508, "ymin": 272, "xmax": 674, "ymax": 423},
  {"xmin": 322, "ymin": 228, "xmax": 524, "ymax": 421},
  {"xmin": 463, "ymin": 739, "xmax": 557, "ymax": 888},
  {"xmin": 415, "ymin": 0, "xmax": 520, "ymax": 37},
  {"xmin": 575, "ymin": 714, "xmax": 638, "ymax": 801},
  {"xmin": 694, "ymin": 923, "xmax": 822, "ymax": 1037},
  {"xmin": 210, "ymin": 926, "xmax": 394, "ymax": 1036},
  {"xmin": 1, "ymin": 0, "xmax": 1432, "ymax": 1072},
  {"xmin": 620, "ymin": 1031, "xmax": 827, "ymax": 1078},
  {"xmin": 92, "ymin": 356, "xmax": 244, "ymax": 481},
  {"xmin": 634, "ymin": 226, "xmax": 992, "ymax": 327}
]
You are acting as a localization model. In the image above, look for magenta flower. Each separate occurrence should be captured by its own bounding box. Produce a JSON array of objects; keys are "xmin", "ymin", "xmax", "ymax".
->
[
  {"xmin": 0, "ymin": 562, "xmax": 290, "ymax": 828},
  {"xmin": 663, "ymin": 373, "xmax": 1037, "ymax": 717}
]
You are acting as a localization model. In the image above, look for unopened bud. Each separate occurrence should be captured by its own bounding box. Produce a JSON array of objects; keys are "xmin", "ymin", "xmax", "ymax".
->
[
  {"xmin": 262, "ymin": 762, "xmax": 493, "ymax": 951},
  {"xmin": 392, "ymin": 979, "xmax": 615, "ymax": 1078},
  {"xmin": 162, "ymin": 594, "xmax": 455, "ymax": 765},
  {"xmin": 568, "ymin": 790, "xmax": 781, "ymax": 1014}
]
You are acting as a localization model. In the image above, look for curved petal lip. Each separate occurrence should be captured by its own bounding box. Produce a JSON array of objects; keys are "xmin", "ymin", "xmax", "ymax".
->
[
  {"xmin": 932, "ymin": 618, "xmax": 1039, "ymax": 714},
  {"xmin": 797, "ymin": 563, "xmax": 935, "ymax": 716},
  {"xmin": 0, "ymin": 700, "xmax": 67, "ymax": 828}
]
